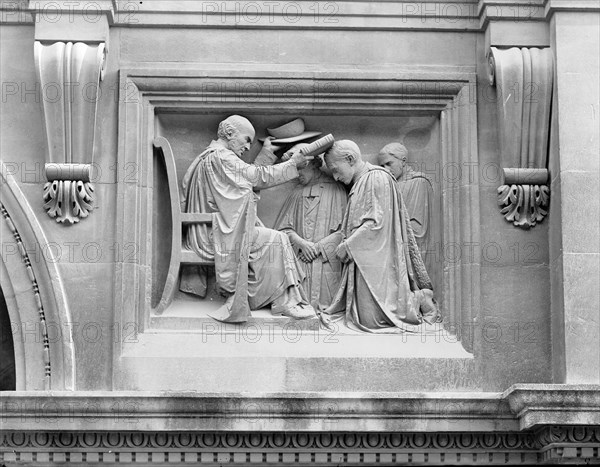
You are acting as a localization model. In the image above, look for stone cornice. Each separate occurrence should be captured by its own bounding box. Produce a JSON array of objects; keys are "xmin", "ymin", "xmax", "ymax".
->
[
  {"xmin": 504, "ymin": 384, "xmax": 600, "ymax": 430},
  {"xmin": 0, "ymin": 391, "xmax": 514, "ymax": 432},
  {"xmin": 1, "ymin": 0, "xmax": 598, "ymax": 29},
  {"xmin": 1, "ymin": 385, "xmax": 599, "ymax": 432},
  {"xmin": 2, "ymin": 386, "xmax": 599, "ymax": 464}
]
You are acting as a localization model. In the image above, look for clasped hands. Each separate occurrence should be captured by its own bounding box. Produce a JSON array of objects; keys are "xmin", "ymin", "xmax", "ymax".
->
[
  {"xmin": 296, "ymin": 238, "xmax": 320, "ymax": 263},
  {"xmin": 294, "ymin": 237, "xmax": 351, "ymax": 264}
]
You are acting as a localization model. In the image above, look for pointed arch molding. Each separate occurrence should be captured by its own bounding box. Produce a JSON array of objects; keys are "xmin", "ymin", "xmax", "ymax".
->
[{"xmin": 0, "ymin": 164, "xmax": 76, "ymax": 390}]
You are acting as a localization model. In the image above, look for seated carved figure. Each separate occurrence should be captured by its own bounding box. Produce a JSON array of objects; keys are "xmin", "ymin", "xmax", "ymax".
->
[
  {"xmin": 321, "ymin": 140, "xmax": 439, "ymax": 332},
  {"xmin": 273, "ymin": 143, "xmax": 348, "ymax": 309},
  {"xmin": 378, "ymin": 142, "xmax": 437, "ymax": 291},
  {"xmin": 179, "ymin": 115, "xmax": 315, "ymax": 322}
]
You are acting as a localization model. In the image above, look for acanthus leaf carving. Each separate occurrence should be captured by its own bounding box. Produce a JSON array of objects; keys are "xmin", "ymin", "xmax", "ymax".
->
[
  {"xmin": 498, "ymin": 183, "xmax": 549, "ymax": 229},
  {"xmin": 43, "ymin": 179, "xmax": 95, "ymax": 224}
]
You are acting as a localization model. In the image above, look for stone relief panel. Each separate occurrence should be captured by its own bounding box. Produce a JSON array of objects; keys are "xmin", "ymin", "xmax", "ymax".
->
[
  {"xmin": 112, "ymin": 68, "xmax": 480, "ymax": 389},
  {"xmin": 153, "ymin": 113, "xmax": 444, "ymax": 335}
]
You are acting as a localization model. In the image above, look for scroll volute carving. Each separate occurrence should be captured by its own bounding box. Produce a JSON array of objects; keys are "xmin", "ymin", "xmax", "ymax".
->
[
  {"xmin": 487, "ymin": 47, "xmax": 553, "ymax": 229},
  {"xmin": 34, "ymin": 41, "xmax": 106, "ymax": 224}
]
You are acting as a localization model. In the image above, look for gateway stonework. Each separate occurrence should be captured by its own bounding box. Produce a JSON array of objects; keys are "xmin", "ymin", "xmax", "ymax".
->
[{"xmin": 0, "ymin": 1, "xmax": 599, "ymax": 465}]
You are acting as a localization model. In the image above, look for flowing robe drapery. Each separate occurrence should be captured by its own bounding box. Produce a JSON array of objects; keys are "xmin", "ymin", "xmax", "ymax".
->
[
  {"xmin": 398, "ymin": 171, "xmax": 438, "ymax": 291},
  {"xmin": 322, "ymin": 164, "xmax": 435, "ymax": 332},
  {"xmin": 180, "ymin": 141, "xmax": 307, "ymax": 323},
  {"xmin": 273, "ymin": 173, "xmax": 348, "ymax": 308}
]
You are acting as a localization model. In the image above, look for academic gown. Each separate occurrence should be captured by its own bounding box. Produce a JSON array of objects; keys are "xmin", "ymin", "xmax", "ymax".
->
[
  {"xmin": 179, "ymin": 141, "xmax": 307, "ymax": 323},
  {"xmin": 273, "ymin": 172, "xmax": 348, "ymax": 309},
  {"xmin": 322, "ymin": 164, "xmax": 435, "ymax": 332}
]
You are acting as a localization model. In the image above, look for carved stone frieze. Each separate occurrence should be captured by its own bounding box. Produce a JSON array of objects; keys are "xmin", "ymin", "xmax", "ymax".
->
[
  {"xmin": 1, "ymin": 428, "xmax": 598, "ymax": 465},
  {"xmin": 2, "ymin": 387, "xmax": 599, "ymax": 464},
  {"xmin": 34, "ymin": 41, "xmax": 105, "ymax": 224}
]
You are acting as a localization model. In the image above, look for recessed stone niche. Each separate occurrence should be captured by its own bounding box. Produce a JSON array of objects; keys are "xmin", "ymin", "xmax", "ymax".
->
[{"xmin": 113, "ymin": 66, "xmax": 480, "ymax": 391}]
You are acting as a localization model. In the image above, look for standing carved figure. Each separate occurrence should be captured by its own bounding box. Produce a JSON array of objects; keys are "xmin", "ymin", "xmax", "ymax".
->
[
  {"xmin": 378, "ymin": 142, "xmax": 437, "ymax": 291},
  {"xmin": 273, "ymin": 143, "xmax": 348, "ymax": 309},
  {"xmin": 322, "ymin": 140, "xmax": 439, "ymax": 332},
  {"xmin": 180, "ymin": 115, "xmax": 315, "ymax": 322}
]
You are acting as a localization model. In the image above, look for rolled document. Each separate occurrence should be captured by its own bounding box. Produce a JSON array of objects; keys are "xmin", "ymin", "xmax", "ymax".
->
[{"xmin": 299, "ymin": 134, "xmax": 335, "ymax": 160}]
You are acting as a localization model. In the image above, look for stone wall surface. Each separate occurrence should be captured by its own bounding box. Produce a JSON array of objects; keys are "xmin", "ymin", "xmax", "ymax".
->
[{"xmin": 0, "ymin": 3, "xmax": 599, "ymax": 462}]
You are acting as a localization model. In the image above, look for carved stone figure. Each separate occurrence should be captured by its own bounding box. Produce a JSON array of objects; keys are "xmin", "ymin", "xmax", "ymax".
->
[
  {"xmin": 321, "ymin": 140, "xmax": 439, "ymax": 332},
  {"xmin": 179, "ymin": 115, "xmax": 315, "ymax": 322},
  {"xmin": 378, "ymin": 142, "xmax": 437, "ymax": 291},
  {"xmin": 273, "ymin": 144, "xmax": 348, "ymax": 309}
]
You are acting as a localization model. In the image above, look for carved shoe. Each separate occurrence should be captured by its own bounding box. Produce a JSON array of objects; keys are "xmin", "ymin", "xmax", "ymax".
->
[{"xmin": 275, "ymin": 303, "xmax": 316, "ymax": 320}]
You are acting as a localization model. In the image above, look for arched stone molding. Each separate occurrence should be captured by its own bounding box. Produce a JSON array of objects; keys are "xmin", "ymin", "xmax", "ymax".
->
[{"xmin": 0, "ymin": 164, "xmax": 75, "ymax": 390}]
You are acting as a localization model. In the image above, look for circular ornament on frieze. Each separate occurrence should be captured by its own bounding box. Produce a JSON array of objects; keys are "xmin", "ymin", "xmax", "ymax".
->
[
  {"xmin": 570, "ymin": 426, "xmax": 593, "ymax": 443},
  {"xmin": 200, "ymin": 433, "xmax": 218, "ymax": 448},
  {"xmin": 268, "ymin": 432, "xmax": 290, "ymax": 448},
  {"xmin": 457, "ymin": 433, "xmax": 477, "ymax": 449},
  {"xmin": 173, "ymin": 432, "xmax": 194, "ymax": 448},
  {"xmin": 291, "ymin": 433, "xmax": 312, "ymax": 449},
  {"xmin": 388, "ymin": 433, "xmax": 407, "ymax": 448},
  {"xmin": 80, "ymin": 432, "xmax": 101, "ymax": 448},
  {"xmin": 408, "ymin": 433, "xmax": 430, "ymax": 449},
  {"xmin": 480, "ymin": 433, "xmax": 501, "ymax": 449},
  {"xmin": 149, "ymin": 432, "xmax": 171, "ymax": 448},
  {"xmin": 502, "ymin": 433, "xmax": 521, "ymax": 449},
  {"xmin": 246, "ymin": 433, "xmax": 267, "ymax": 448},
  {"xmin": 223, "ymin": 433, "xmax": 243, "ymax": 448},
  {"xmin": 128, "ymin": 432, "xmax": 148, "ymax": 448},
  {"xmin": 31, "ymin": 432, "xmax": 52, "ymax": 448},
  {"xmin": 340, "ymin": 433, "xmax": 359, "ymax": 449},
  {"xmin": 365, "ymin": 433, "xmax": 383, "ymax": 449},
  {"xmin": 315, "ymin": 433, "xmax": 335, "ymax": 449},
  {"xmin": 56, "ymin": 432, "xmax": 77, "ymax": 448},
  {"xmin": 9, "ymin": 432, "xmax": 28, "ymax": 447},
  {"xmin": 103, "ymin": 432, "xmax": 124, "ymax": 448},
  {"xmin": 432, "ymin": 433, "xmax": 453, "ymax": 449}
]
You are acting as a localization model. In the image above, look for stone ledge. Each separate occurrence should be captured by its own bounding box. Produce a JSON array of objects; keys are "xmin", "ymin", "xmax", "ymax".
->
[
  {"xmin": 2, "ymin": 0, "xmax": 598, "ymax": 30},
  {"xmin": 2, "ymin": 388, "xmax": 599, "ymax": 464},
  {"xmin": 1, "ymin": 385, "xmax": 599, "ymax": 432},
  {"xmin": 504, "ymin": 384, "xmax": 600, "ymax": 430}
]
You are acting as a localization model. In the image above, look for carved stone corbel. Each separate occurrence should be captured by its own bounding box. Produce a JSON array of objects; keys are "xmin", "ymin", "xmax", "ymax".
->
[
  {"xmin": 487, "ymin": 47, "xmax": 553, "ymax": 229},
  {"xmin": 34, "ymin": 40, "xmax": 106, "ymax": 224},
  {"xmin": 498, "ymin": 168, "xmax": 550, "ymax": 229}
]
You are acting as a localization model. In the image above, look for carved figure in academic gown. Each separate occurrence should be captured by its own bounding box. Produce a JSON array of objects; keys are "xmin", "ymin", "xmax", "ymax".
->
[
  {"xmin": 273, "ymin": 144, "xmax": 348, "ymax": 309},
  {"xmin": 378, "ymin": 142, "xmax": 438, "ymax": 291},
  {"xmin": 179, "ymin": 115, "xmax": 315, "ymax": 322},
  {"xmin": 322, "ymin": 140, "xmax": 439, "ymax": 332}
]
